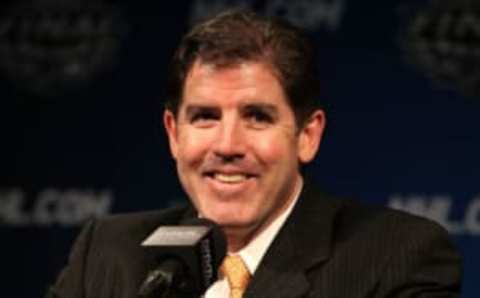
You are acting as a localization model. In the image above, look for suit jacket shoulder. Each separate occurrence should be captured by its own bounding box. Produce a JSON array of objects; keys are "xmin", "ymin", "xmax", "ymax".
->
[{"xmin": 245, "ymin": 184, "xmax": 462, "ymax": 298}]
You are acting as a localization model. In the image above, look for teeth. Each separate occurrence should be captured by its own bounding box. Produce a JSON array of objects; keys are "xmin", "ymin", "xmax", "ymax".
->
[{"xmin": 214, "ymin": 173, "xmax": 247, "ymax": 183}]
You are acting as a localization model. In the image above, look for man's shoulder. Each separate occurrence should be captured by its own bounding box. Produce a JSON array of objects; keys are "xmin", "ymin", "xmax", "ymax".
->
[
  {"xmin": 285, "ymin": 191, "xmax": 462, "ymax": 296},
  {"xmin": 336, "ymin": 198, "xmax": 448, "ymax": 237},
  {"xmin": 326, "ymin": 197, "xmax": 455, "ymax": 255},
  {"xmin": 302, "ymin": 185, "xmax": 449, "ymax": 240}
]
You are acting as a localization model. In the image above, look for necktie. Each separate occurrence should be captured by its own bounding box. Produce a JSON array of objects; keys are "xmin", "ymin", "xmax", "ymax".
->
[{"xmin": 220, "ymin": 255, "xmax": 251, "ymax": 298}]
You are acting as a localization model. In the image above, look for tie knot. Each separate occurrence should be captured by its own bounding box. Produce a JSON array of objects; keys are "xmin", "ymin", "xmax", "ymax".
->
[{"xmin": 220, "ymin": 255, "xmax": 251, "ymax": 292}]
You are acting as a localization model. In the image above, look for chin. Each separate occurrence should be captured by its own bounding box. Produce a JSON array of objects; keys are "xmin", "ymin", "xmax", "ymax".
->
[
  {"xmin": 218, "ymin": 218, "xmax": 261, "ymax": 234},
  {"xmin": 208, "ymin": 213, "xmax": 246, "ymax": 225},
  {"xmin": 203, "ymin": 208, "xmax": 254, "ymax": 227}
]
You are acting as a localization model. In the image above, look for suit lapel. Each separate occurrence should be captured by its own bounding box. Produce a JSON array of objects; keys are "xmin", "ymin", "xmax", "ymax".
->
[
  {"xmin": 243, "ymin": 228, "xmax": 310, "ymax": 298},
  {"xmin": 244, "ymin": 181, "xmax": 343, "ymax": 298}
]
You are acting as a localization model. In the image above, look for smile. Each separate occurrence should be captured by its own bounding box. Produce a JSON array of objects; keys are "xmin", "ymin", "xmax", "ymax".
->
[
  {"xmin": 213, "ymin": 173, "xmax": 248, "ymax": 183},
  {"xmin": 203, "ymin": 171, "xmax": 257, "ymax": 185},
  {"xmin": 203, "ymin": 172, "xmax": 256, "ymax": 197}
]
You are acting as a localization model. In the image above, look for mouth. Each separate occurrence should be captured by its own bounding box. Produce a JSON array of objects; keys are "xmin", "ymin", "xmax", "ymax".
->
[
  {"xmin": 201, "ymin": 170, "xmax": 259, "ymax": 198},
  {"xmin": 203, "ymin": 172, "xmax": 257, "ymax": 184}
]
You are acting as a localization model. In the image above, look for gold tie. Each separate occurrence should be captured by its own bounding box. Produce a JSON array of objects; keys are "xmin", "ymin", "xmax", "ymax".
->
[{"xmin": 220, "ymin": 255, "xmax": 251, "ymax": 298}]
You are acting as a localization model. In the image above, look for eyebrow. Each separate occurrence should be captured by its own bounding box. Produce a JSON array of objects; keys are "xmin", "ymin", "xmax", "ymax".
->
[
  {"xmin": 241, "ymin": 103, "xmax": 279, "ymax": 116},
  {"xmin": 183, "ymin": 102, "xmax": 279, "ymax": 117},
  {"xmin": 184, "ymin": 104, "xmax": 218, "ymax": 117}
]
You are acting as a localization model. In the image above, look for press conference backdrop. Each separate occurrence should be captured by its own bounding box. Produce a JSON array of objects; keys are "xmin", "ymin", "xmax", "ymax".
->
[{"xmin": 0, "ymin": 0, "xmax": 478, "ymax": 297}]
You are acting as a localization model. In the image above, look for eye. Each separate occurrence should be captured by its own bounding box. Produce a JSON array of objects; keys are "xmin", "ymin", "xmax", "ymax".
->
[
  {"xmin": 249, "ymin": 110, "xmax": 273, "ymax": 122},
  {"xmin": 243, "ymin": 106, "xmax": 275, "ymax": 127},
  {"xmin": 191, "ymin": 111, "xmax": 217, "ymax": 122}
]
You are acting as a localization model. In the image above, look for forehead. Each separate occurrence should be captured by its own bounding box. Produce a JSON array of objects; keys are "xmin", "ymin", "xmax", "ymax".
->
[{"xmin": 181, "ymin": 61, "xmax": 290, "ymax": 108}]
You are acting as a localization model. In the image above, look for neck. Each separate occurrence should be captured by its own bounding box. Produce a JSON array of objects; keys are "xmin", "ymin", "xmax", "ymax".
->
[{"xmin": 225, "ymin": 229, "xmax": 254, "ymax": 253}]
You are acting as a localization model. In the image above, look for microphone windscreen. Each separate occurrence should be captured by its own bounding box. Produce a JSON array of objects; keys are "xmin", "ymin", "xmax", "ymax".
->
[
  {"xmin": 181, "ymin": 217, "xmax": 227, "ymax": 270},
  {"xmin": 141, "ymin": 217, "xmax": 227, "ymax": 296}
]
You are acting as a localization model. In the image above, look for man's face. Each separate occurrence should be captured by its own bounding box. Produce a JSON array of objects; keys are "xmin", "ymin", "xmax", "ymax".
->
[{"xmin": 164, "ymin": 61, "xmax": 324, "ymax": 242}]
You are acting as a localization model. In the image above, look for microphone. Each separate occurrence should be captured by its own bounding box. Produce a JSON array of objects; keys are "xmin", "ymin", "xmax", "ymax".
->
[{"xmin": 138, "ymin": 218, "xmax": 226, "ymax": 298}]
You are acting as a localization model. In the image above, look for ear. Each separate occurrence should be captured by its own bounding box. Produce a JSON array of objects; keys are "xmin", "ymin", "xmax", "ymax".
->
[
  {"xmin": 297, "ymin": 110, "xmax": 326, "ymax": 163},
  {"xmin": 163, "ymin": 109, "xmax": 179, "ymax": 160}
]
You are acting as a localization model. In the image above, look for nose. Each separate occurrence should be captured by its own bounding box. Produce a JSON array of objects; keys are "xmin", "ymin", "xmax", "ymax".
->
[{"xmin": 213, "ymin": 117, "xmax": 245, "ymax": 162}]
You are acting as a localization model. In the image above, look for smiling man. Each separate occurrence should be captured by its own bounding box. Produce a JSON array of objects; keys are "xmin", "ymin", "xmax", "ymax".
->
[{"xmin": 50, "ymin": 9, "xmax": 462, "ymax": 298}]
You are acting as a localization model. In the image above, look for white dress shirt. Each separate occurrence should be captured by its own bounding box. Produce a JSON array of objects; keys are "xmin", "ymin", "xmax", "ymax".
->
[{"xmin": 204, "ymin": 177, "xmax": 303, "ymax": 298}]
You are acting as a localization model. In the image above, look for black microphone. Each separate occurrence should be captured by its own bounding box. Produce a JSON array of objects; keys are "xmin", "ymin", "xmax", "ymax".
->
[{"xmin": 138, "ymin": 218, "xmax": 226, "ymax": 298}]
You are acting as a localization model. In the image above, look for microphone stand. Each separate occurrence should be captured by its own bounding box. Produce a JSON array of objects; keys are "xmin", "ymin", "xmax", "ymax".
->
[{"xmin": 138, "ymin": 259, "xmax": 194, "ymax": 298}]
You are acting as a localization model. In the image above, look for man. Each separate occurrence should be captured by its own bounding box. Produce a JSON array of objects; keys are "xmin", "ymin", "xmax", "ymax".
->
[{"xmin": 50, "ymin": 10, "xmax": 462, "ymax": 298}]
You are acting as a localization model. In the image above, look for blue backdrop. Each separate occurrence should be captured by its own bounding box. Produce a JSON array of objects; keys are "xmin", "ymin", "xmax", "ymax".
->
[{"xmin": 0, "ymin": 0, "xmax": 478, "ymax": 297}]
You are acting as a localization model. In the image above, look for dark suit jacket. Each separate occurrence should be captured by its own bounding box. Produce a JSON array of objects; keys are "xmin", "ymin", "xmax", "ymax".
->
[{"xmin": 50, "ymin": 183, "xmax": 462, "ymax": 298}]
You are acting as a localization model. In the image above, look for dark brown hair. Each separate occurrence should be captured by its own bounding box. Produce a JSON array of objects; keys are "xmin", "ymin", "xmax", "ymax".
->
[{"xmin": 166, "ymin": 9, "xmax": 322, "ymax": 128}]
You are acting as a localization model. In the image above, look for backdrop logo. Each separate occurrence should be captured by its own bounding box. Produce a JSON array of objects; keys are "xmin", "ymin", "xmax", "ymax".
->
[
  {"xmin": 388, "ymin": 194, "xmax": 480, "ymax": 235},
  {"xmin": 189, "ymin": 0, "xmax": 345, "ymax": 32},
  {"xmin": 265, "ymin": 0, "xmax": 344, "ymax": 31},
  {"xmin": 0, "ymin": 1, "xmax": 128, "ymax": 97},
  {"xmin": 0, "ymin": 188, "xmax": 113, "ymax": 227},
  {"xmin": 402, "ymin": 0, "xmax": 480, "ymax": 98}
]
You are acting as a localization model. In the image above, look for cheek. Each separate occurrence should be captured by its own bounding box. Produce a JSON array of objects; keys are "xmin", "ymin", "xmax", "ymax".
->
[
  {"xmin": 176, "ymin": 130, "xmax": 212, "ymax": 162},
  {"xmin": 252, "ymin": 132, "xmax": 297, "ymax": 163}
]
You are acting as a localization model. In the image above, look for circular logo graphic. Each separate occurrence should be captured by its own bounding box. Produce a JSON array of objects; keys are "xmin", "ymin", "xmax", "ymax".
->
[
  {"xmin": 0, "ymin": 1, "xmax": 128, "ymax": 97},
  {"xmin": 402, "ymin": 0, "xmax": 480, "ymax": 98}
]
